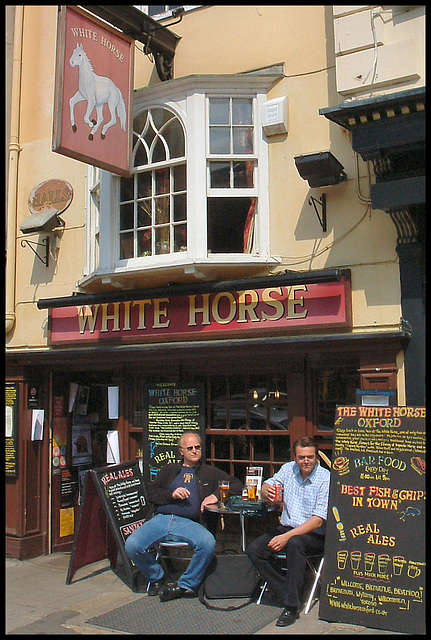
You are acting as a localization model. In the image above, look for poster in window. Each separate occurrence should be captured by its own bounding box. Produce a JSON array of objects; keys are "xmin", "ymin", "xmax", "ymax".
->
[
  {"xmin": 72, "ymin": 425, "xmax": 92, "ymax": 466},
  {"xmin": 53, "ymin": 5, "xmax": 133, "ymax": 177}
]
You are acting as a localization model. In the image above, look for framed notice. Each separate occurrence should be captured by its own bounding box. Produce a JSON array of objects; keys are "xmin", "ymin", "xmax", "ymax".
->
[
  {"xmin": 319, "ymin": 405, "xmax": 425, "ymax": 634},
  {"xmin": 143, "ymin": 382, "xmax": 205, "ymax": 485},
  {"xmin": 53, "ymin": 5, "xmax": 133, "ymax": 177}
]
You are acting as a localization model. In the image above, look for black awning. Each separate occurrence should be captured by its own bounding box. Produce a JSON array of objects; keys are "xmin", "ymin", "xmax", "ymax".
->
[{"xmin": 37, "ymin": 269, "xmax": 343, "ymax": 310}]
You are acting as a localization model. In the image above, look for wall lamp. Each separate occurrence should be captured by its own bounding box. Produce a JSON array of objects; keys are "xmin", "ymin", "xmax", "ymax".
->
[
  {"xmin": 19, "ymin": 210, "xmax": 65, "ymax": 267},
  {"xmin": 294, "ymin": 151, "xmax": 346, "ymax": 232}
]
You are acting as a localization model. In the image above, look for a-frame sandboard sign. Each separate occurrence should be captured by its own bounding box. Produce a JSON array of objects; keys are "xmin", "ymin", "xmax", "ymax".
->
[{"xmin": 66, "ymin": 460, "xmax": 151, "ymax": 591}]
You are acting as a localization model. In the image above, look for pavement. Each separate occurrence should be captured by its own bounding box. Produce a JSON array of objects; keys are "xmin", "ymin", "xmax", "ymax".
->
[{"xmin": 6, "ymin": 553, "xmax": 403, "ymax": 635}]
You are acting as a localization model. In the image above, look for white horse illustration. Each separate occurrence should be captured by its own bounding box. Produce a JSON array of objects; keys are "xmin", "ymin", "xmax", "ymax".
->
[{"xmin": 69, "ymin": 43, "xmax": 126, "ymax": 140}]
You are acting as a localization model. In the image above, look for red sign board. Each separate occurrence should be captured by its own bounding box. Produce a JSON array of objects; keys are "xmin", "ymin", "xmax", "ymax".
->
[
  {"xmin": 48, "ymin": 276, "xmax": 352, "ymax": 345},
  {"xmin": 53, "ymin": 6, "xmax": 134, "ymax": 177}
]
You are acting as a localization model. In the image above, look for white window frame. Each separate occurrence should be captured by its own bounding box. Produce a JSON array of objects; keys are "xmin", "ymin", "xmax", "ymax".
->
[{"xmin": 79, "ymin": 72, "xmax": 282, "ymax": 289}]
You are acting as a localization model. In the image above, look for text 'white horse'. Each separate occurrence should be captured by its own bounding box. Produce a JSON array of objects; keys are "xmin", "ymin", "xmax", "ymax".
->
[{"xmin": 69, "ymin": 43, "xmax": 126, "ymax": 140}]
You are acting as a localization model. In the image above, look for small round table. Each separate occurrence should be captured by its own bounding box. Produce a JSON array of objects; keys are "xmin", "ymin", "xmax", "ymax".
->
[{"xmin": 204, "ymin": 501, "xmax": 279, "ymax": 552}]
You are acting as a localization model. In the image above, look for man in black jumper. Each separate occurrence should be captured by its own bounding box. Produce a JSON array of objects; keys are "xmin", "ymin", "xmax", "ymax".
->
[{"xmin": 125, "ymin": 431, "xmax": 242, "ymax": 601}]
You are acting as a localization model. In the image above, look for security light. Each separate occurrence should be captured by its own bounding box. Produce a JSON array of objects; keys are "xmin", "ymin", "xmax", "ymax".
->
[
  {"xmin": 19, "ymin": 210, "xmax": 65, "ymax": 235},
  {"xmin": 294, "ymin": 151, "xmax": 346, "ymax": 188}
]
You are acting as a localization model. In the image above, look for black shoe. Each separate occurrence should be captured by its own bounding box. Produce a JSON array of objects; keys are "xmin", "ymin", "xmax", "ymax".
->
[
  {"xmin": 147, "ymin": 578, "xmax": 165, "ymax": 596},
  {"xmin": 159, "ymin": 581, "xmax": 195, "ymax": 602},
  {"xmin": 275, "ymin": 607, "xmax": 299, "ymax": 627}
]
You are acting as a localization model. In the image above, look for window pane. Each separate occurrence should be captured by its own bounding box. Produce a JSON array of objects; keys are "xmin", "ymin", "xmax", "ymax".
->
[
  {"xmin": 138, "ymin": 228, "xmax": 152, "ymax": 256},
  {"xmin": 120, "ymin": 232, "xmax": 134, "ymax": 259},
  {"xmin": 233, "ymin": 161, "xmax": 253, "ymax": 188},
  {"xmin": 207, "ymin": 197, "xmax": 254, "ymax": 253},
  {"xmin": 210, "ymin": 162, "xmax": 230, "ymax": 188},
  {"xmin": 233, "ymin": 99, "xmax": 252, "ymax": 125},
  {"xmin": 137, "ymin": 200, "xmax": 152, "ymax": 227},
  {"xmin": 174, "ymin": 224, "xmax": 187, "ymax": 252},
  {"xmin": 120, "ymin": 177, "xmax": 134, "ymax": 202},
  {"xmin": 120, "ymin": 203, "xmax": 134, "ymax": 230},
  {"xmin": 137, "ymin": 172, "xmax": 151, "ymax": 199},
  {"xmin": 152, "ymin": 137, "xmax": 167, "ymax": 164},
  {"xmin": 134, "ymin": 140, "xmax": 148, "ymax": 168},
  {"xmin": 155, "ymin": 168, "xmax": 170, "ymax": 194},
  {"xmin": 209, "ymin": 98, "xmax": 229, "ymax": 124},
  {"xmin": 133, "ymin": 111, "xmax": 148, "ymax": 136},
  {"xmin": 210, "ymin": 128, "xmax": 230, "ymax": 154},
  {"xmin": 164, "ymin": 118, "xmax": 185, "ymax": 158},
  {"xmin": 155, "ymin": 227, "xmax": 170, "ymax": 254},
  {"xmin": 174, "ymin": 164, "xmax": 186, "ymax": 192},
  {"xmin": 155, "ymin": 196, "xmax": 169, "ymax": 224},
  {"xmin": 233, "ymin": 127, "xmax": 253, "ymax": 154},
  {"xmin": 173, "ymin": 193, "xmax": 186, "ymax": 222}
]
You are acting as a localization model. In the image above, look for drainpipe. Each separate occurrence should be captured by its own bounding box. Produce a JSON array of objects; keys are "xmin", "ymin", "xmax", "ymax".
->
[{"xmin": 6, "ymin": 6, "xmax": 24, "ymax": 335}]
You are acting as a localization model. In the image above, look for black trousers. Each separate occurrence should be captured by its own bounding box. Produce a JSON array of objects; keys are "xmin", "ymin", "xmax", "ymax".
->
[{"xmin": 246, "ymin": 525, "xmax": 325, "ymax": 609}]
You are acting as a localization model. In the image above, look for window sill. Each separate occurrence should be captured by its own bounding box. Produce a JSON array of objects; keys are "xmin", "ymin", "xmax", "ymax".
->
[{"xmin": 77, "ymin": 255, "xmax": 281, "ymax": 293}]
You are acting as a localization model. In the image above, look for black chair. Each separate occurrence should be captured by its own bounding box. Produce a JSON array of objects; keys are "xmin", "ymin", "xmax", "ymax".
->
[{"xmin": 256, "ymin": 552, "xmax": 324, "ymax": 614}]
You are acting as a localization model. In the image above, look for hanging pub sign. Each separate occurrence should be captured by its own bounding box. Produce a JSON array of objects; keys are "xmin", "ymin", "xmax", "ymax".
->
[
  {"xmin": 319, "ymin": 405, "xmax": 426, "ymax": 635},
  {"xmin": 53, "ymin": 6, "xmax": 134, "ymax": 177}
]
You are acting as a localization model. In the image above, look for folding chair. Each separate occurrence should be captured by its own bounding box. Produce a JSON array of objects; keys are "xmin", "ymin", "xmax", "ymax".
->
[
  {"xmin": 256, "ymin": 552, "xmax": 324, "ymax": 614},
  {"xmin": 146, "ymin": 541, "xmax": 194, "ymax": 592}
]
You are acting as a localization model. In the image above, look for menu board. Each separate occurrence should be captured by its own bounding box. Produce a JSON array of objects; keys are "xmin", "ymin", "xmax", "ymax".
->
[
  {"xmin": 143, "ymin": 382, "xmax": 205, "ymax": 484},
  {"xmin": 67, "ymin": 461, "xmax": 150, "ymax": 591},
  {"xmin": 319, "ymin": 406, "xmax": 425, "ymax": 635},
  {"xmin": 91, "ymin": 461, "xmax": 151, "ymax": 544}
]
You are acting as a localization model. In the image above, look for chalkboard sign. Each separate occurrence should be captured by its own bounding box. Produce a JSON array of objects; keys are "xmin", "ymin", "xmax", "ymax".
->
[
  {"xmin": 319, "ymin": 406, "xmax": 425, "ymax": 634},
  {"xmin": 143, "ymin": 381, "xmax": 205, "ymax": 484},
  {"xmin": 66, "ymin": 461, "xmax": 151, "ymax": 591}
]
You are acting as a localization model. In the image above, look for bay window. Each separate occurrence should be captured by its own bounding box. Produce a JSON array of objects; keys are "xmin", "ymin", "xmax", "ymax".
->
[{"xmin": 81, "ymin": 71, "xmax": 282, "ymax": 289}]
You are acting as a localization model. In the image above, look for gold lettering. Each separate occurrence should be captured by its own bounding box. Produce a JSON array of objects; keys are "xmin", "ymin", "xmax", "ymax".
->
[
  {"xmin": 153, "ymin": 298, "xmax": 170, "ymax": 328},
  {"xmin": 188, "ymin": 294, "xmax": 210, "ymax": 326},
  {"xmin": 287, "ymin": 285, "xmax": 307, "ymax": 318},
  {"xmin": 132, "ymin": 300, "xmax": 152, "ymax": 330},
  {"xmin": 237, "ymin": 290, "xmax": 260, "ymax": 323},
  {"xmin": 101, "ymin": 302, "xmax": 120, "ymax": 332},
  {"xmin": 77, "ymin": 305, "xmax": 100, "ymax": 333},
  {"xmin": 212, "ymin": 292, "xmax": 236, "ymax": 324},
  {"xmin": 261, "ymin": 287, "xmax": 284, "ymax": 321}
]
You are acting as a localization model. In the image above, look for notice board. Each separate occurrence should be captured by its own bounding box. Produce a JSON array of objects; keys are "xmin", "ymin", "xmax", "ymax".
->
[
  {"xmin": 319, "ymin": 406, "xmax": 425, "ymax": 634},
  {"xmin": 67, "ymin": 461, "xmax": 151, "ymax": 591},
  {"xmin": 143, "ymin": 382, "xmax": 205, "ymax": 484}
]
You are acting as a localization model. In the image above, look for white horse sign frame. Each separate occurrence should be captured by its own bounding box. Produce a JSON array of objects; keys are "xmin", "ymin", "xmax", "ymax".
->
[{"xmin": 53, "ymin": 6, "xmax": 134, "ymax": 177}]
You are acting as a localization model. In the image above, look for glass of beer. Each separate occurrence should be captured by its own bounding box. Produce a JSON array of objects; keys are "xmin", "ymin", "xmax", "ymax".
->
[
  {"xmin": 218, "ymin": 480, "xmax": 230, "ymax": 508},
  {"xmin": 247, "ymin": 481, "xmax": 257, "ymax": 501}
]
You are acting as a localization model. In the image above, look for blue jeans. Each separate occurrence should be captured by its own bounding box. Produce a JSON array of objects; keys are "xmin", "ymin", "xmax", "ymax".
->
[{"xmin": 125, "ymin": 513, "xmax": 216, "ymax": 592}]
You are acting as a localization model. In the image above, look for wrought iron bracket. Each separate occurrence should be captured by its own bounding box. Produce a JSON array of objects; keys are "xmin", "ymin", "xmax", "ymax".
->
[
  {"xmin": 21, "ymin": 236, "xmax": 50, "ymax": 267},
  {"xmin": 308, "ymin": 194, "xmax": 327, "ymax": 232}
]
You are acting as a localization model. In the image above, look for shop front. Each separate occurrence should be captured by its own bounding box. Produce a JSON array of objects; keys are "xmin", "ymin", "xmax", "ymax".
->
[{"xmin": 5, "ymin": 269, "xmax": 407, "ymax": 559}]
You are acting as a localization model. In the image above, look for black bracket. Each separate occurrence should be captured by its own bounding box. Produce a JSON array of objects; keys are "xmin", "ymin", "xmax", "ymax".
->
[
  {"xmin": 308, "ymin": 194, "xmax": 327, "ymax": 232},
  {"xmin": 21, "ymin": 236, "xmax": 50, "ymax": 267}
]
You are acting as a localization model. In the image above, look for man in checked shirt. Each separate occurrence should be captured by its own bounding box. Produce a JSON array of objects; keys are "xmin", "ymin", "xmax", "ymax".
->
[{"xmin": 246, "ymin": 436, "xmax": 330, "ymax": 628}]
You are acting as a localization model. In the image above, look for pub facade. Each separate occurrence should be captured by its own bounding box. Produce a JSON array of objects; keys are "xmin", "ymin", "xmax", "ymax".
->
[{"xmin": 6, "ymin": 5, "xmax": 425, "ymax": 559}]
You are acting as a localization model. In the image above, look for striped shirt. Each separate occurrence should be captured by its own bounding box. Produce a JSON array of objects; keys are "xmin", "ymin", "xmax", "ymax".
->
[{"xmin": 265, "ymin": 461, "xmax": 330, "ymax": 535}]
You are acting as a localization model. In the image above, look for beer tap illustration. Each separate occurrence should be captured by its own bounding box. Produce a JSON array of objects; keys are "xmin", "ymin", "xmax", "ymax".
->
[{"xmin": 332, "ymin": 506, "xmax": 346, "ymax": 541}]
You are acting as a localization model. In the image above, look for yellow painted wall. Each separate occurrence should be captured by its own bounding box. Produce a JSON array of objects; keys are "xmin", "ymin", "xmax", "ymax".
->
[{"xmin": 8, "ymin": 5, "xmax": 424, "ymax": 350}]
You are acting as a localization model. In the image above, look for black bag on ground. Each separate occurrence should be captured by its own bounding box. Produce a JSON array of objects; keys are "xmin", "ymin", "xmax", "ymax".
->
[{"xmin": 198, "ymin": 550, "xmax": 260, "ymax": 611}]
